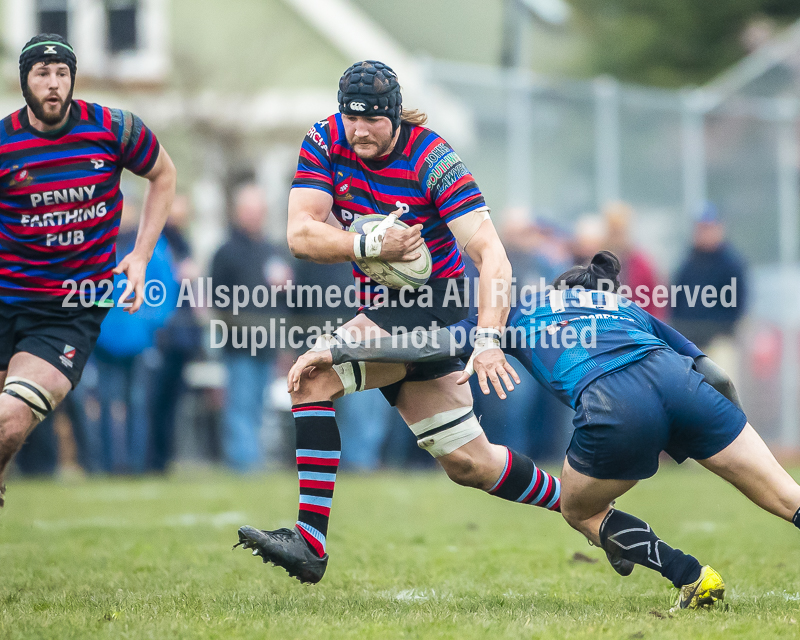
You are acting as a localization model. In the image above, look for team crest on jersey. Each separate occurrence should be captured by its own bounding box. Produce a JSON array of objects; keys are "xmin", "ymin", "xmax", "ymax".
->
[
  {"xmin": 335, "ymin": 172, "xmax": 353, "ymax": 200},
  {"xmin": 8, "ymin": 166, "xmax": 33, "ymax": 188}
]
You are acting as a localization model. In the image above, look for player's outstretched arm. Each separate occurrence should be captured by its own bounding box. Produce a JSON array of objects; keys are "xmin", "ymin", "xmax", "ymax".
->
[
  {"xmin": 114, "ymin": 148, "xmax": 177, "ymax": 313},
  {"xmin": 459, "ymin": 218, "xmax": 516, "ymax": 397},
  {"xmin": 286, "ymin": 328, "xmax": 462, "ymax": 393},
  {"xmin": 288, "ymin": 189, "xmax": 423, "ymax": 263},
  {"xmin": 694, "ymin": 355, "xmax": 744, "ymax": 410}
]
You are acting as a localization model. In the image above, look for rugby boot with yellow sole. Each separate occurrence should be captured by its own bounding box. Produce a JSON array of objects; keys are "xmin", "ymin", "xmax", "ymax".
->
[
  {"xmin": 234, "ymin": 525, "xmax": 328, "ymax": 584},
  {"xmin": 672, "ymin": 565, "xmax": 725, "ymax": 611}
]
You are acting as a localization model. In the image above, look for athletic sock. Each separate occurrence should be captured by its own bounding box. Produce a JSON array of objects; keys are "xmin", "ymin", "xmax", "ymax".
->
[
  {"xmin": 292, "ymin": 401, "xmax": 341, "ymax": 558},
  {"xmin": 599, "ymin": 509, "xmax": 702, "ymax": 588},
  {"xmin": 488, "ymin": 447, "xmax": 561, "ymax": 511}
]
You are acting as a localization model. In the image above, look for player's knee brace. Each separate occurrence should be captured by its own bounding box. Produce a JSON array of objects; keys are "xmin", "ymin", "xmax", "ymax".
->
[
  {"xmin": 311, "ymin": 331, "xmax": 367, "ymax": 396},
  {"xmin": 2, "ymin": 376, "xmax": 55, "ymax": 422},
  {"xmin": 409, "ymin": 406, "xmax": 483, "ymax": 458}
]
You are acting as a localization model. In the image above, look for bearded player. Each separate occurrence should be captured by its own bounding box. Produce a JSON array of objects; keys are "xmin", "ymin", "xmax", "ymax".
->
[
  {"xmin": 0, "ymin": 34, "xmax": 176, "ymax": 506},
  {"xmin": 235, "ymin": 61, "xmax": 561, "ymax": 583}
]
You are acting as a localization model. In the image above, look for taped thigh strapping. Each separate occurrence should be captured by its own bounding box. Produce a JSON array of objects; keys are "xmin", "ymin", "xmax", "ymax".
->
[
  {"xmin": 409, "ymin": 406, "xmax": 484, "ymax": 458},
  {"xmin": 2, "ymin": 376, "xmax": 55, "ymax": 421}
]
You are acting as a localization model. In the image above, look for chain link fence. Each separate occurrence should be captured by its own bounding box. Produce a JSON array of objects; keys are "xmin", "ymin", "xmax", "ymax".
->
[{"xmin": 420, "ymin": 58, "xmax": 800, "ymax": 449}]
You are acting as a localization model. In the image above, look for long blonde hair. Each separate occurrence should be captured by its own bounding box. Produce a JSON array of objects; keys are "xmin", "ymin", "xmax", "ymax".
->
[{"xmin": 400, "ymin": 108, "xmax": 428, "ymax": 126}]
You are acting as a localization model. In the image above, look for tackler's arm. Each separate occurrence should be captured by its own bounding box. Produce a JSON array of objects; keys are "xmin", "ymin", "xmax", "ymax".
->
[{"xmin": 330, "ymin": 328, "xmax": 466, "ymax": 365}]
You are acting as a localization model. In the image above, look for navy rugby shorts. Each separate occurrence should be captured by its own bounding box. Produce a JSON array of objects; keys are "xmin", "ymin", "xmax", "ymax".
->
[
  {"xmin": 359, "ymin": 277, "xmax": 468, "ymax": 405},
  {"xmin": 0, "ymin": 299, "xmax": 109, "ymax": 388},
  {"xmin": 566, "ymin": 348, "xmax": 747, "ymax": 480}
]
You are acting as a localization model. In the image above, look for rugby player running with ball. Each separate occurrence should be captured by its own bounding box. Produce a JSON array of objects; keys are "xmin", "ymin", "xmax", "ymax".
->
[
  {"xmin": 289, "ymin": 251, "xmax": 800, "ymax": 610},
  {"xmin": 235, "ymin": 61, "xmax": 561, "ymax": 582},
  {"xmin": 0, "ymin": 35, "xmax": 176, "ymax": 507}
]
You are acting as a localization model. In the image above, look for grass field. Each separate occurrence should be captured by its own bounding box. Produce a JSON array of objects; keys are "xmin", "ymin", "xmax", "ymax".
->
[{"xmin": 1, "ymin": 464, "xmax": 800, "ymax": 639}]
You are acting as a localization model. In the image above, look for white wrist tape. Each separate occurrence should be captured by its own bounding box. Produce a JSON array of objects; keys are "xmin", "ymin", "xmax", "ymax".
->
[
  {"xmin": 463, "ymin": 330, "xmax": 502, "ymax": 378},
  {"xmin": 353, "ymin": 214, "xmax": 398, "ymax": 259}
]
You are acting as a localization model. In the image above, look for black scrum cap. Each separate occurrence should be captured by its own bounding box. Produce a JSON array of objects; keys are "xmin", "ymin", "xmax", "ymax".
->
[{"xmin": 338, "ymin": 60, "xmax": 402, "ymax": 132}]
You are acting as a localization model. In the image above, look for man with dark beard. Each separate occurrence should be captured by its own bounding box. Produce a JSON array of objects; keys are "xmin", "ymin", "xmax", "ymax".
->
[{"xmin": 0, "ymin": 34, "xmax": 177, "ymax": 507}]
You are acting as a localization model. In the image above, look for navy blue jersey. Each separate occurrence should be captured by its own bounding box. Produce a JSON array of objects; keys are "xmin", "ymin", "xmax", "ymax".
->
[{"xmin": 454, "ymin": 289, "xmax": 702, "ymax": 409}]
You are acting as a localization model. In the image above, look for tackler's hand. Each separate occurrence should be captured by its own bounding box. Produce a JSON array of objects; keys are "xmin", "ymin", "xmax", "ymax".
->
[
  {"xmin": 456, "ymin": 329, "xmax": 519, "ymax": 399},
  {"xmin": 287, "ymin": 349, "xmax": 334, "ymax": 393}
]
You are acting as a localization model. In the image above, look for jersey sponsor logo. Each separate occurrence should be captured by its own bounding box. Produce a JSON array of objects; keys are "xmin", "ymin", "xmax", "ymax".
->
[
  {"xmin": 423, "ymin": 143, "xmax": 450, "ymax": 166},
  {"xmin": 90, "ymin": 159, "xmax": 104, "ymax": 169},
  {"xmin": 20, "ymin": 201, "xmax": 108, "ymax": 228},
  {"xmin": 349, "ymin": 101, "xmax": 366, "ymax": 112},
  {"xmin": 46, "ymin": 230, "xmax": 85, "ymax": 247},
  {"xmin": 30, "ymin": 185, "xmax": 97, "ymax": 208},
  {"xmin": 338, "ymin": 208, "xmax": 363, "ymax": 226},
  {"xmin": 426, "ymin": 151, "xmax": 465, "ymax": 189},
  {"xmin": 306, "ymin": 126, "xmax": 329, "ymax": 153},
  {"xmin": 60, "ymin": 344, "xmax": 75, "ymax": 368},
  {"xmin": 335, "ymin": 172, "xmax": 352, "ymax": 199},
  {"xmin": 395, "ymin": 201, "xmax": 410, "ymax": 214},
  {"xmin": 437, "ymin": 164, "xmax": 469, "ymax": 192}
]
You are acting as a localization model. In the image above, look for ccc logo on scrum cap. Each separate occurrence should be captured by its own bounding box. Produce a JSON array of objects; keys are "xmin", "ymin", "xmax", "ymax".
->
[{"xmin": 349, "ymin": 101, "xmax": 366, "ymax": 112}]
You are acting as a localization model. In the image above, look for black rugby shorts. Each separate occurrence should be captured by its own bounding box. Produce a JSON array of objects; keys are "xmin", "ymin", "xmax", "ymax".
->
[
  {"xmin": 359, "ymin": 277, "xmax": 468, "ymax": 405},
  {"xmin": 0, "ymin": 299, "xmax": 109, "ymax": 388}
]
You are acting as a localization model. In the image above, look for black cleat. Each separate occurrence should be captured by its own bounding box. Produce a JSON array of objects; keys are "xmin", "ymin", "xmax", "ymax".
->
[
  {"xmin": 0, "ymin": 483, "xmax": 5, "ymax": 508},
  {"xmin": 605, "ymin": 549, "xmax": 634, "ymax": 577},
  {"xmin": 233, "ymin": 525, "xmax": 328, "ymax": 584}
]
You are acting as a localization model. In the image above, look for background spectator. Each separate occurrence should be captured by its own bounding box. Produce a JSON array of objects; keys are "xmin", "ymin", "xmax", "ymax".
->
[
  {"xmin": 211, "ymin": 183, "xmax": 292, "ymax": 472},
  {"xmin": 671, "ymin": 202, "xmax": 748, "ymax": 380},
  {"xmin": 149, "ymin": 194, "xmax": 204, "ymax": 473},
  {"xmin": 603, "ymin": 201, "xmax": 667, "ymax": 319},
  {"xmin": 88, "ymin": 202, "xmax": 179, "ymax": 474}
]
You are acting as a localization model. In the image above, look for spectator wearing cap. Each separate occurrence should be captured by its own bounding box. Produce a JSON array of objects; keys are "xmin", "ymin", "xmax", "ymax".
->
[{"xmin": 671, "ymin": 202, "xmax": 748, "ymax": 380}]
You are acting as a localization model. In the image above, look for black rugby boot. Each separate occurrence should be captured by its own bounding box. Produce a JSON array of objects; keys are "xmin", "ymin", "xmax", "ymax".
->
[{"xmin": 234, "ymin": 525, "xmax": 328, "ymax": 584}]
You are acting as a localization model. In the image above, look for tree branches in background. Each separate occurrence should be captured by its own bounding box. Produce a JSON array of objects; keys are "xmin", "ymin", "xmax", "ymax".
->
[{"xmin": 570, "ymin": 0, "xmax": 800, "ymax": 86}]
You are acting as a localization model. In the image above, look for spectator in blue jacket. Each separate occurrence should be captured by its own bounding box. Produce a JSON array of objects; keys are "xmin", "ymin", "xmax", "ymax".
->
[{"xmin": 88, "ymin": 202, "xmax": 179, "ymax": 473}]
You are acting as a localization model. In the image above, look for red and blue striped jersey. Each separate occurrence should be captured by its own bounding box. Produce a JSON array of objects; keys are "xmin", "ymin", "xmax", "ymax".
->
[
  {"xmin": 0, "ymin": 100, "xmax": 160, "ymax": 302},
  {"xmin": 292, "ymin": 113, "xmax": 487, "ymax": 286}
]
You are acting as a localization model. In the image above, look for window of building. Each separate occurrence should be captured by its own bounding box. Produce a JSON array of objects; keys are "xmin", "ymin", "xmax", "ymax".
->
[
  {"xmin": 107, "ymin": 0, "xmax": 138, "ymax": 53},
  {"xmin": 7, "ymin": 0, "xmax": 168, "ymax": 84},
  {"xmin": 36, "ymin": 0, "xmax": 69, "ymax": 38}
]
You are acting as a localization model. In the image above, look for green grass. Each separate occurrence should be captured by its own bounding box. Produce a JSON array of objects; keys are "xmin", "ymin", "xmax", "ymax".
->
[{"xmin": 1, "ymin": 464, "xmax": 799, "ymax": 639}]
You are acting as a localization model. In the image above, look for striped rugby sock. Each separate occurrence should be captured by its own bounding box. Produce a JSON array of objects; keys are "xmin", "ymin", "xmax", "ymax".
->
[
  {"xmin": 292, "ymin": 401, "xmax": 341, "ymax": 557},
  {"xmin": 488, "ymin": 446, "xmax": 561, "ymax": 511}
]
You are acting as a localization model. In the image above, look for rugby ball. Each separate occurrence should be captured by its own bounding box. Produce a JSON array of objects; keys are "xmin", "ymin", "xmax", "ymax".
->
[{"xmin": 350, "ymin": 214, "xmax": 432, "ymax": 289}]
